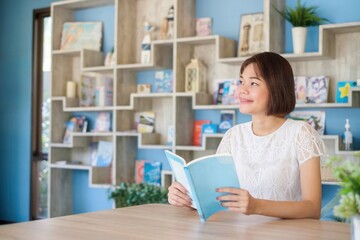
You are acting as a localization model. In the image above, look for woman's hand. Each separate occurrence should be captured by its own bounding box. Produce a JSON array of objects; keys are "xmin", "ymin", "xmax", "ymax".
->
[
  {"xmin": 168, "ymin": 182, "xmax": 192, "ymax": 207},
  {"xmin": 216, "ymin": 187, "xmax": 258, "ymax": 215}
]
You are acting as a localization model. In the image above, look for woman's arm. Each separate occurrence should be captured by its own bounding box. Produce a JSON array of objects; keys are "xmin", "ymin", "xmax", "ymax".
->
[{"xmin": 217, "ymin": 157, "xmax": 322, "ymax": 219}]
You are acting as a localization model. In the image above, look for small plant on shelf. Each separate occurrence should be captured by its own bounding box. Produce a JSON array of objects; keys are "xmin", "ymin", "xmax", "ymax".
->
[
  {"xmin": 108, "ymin": 182, "xmax": 168, "ymax": 208},
  {"xmin": 273, "ymin": 0, "xmax": 328, "ymax": 27},
  {"xmin": 273, "ymin": 0, "xmax": 329, "ymax": 54}
]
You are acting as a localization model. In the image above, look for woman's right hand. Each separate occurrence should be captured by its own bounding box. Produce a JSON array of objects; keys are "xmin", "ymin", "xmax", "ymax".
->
[{"xmin": 168, "ymin": 182, "xmax": 192, "ymax": 207}]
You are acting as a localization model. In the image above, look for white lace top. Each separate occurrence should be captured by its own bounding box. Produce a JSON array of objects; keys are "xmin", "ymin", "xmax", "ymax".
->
[{"xmin": 216, "ymin": 119, "xmax": 325, "ymax": 201}]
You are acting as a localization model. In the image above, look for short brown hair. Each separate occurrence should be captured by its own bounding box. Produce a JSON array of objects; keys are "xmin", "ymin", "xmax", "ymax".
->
[{"xmin": 240, "ymin": 52, "xmax": 295, "ymax": 117}]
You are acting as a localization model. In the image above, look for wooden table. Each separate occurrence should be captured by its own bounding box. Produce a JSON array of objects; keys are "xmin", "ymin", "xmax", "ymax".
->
[{"xmin": 0, "ymin": 204, "xmax": 350, "ymax": 240}]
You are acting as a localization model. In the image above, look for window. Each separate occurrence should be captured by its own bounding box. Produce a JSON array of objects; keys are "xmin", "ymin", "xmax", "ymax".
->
[{"xmin": 31, "ymin": 8, "xmax": 51, "ymax": 220}]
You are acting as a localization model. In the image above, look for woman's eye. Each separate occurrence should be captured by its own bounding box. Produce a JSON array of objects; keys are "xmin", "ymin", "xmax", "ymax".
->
[
  {"xmin": 239, "ymin": 80, "xmax": 244, "ymax": 85},
  {"xmin": 251, "ymin": 82, "xmax": 259, "ymax": 86}
]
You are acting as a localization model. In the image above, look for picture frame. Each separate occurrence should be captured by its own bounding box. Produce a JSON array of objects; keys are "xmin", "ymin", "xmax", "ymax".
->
[
  {"xmin": 238, "ymin": 13, "xmax": 265, "ymax": 56},
  {"xmin": 60, "ymin": 22, "xmax": 102, "ymax": 51}
]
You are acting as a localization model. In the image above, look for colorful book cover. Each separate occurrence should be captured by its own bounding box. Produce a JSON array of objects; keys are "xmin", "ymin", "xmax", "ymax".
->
[
  {"xmin": 164, "ymin": 150, "xmax": 240, "ymax": 222},
  {"xmin": 294, "ymin": 76, "xmax": 307, "ymax": 104},
  {"xmin": 135, "ymin": 112, "xmax": 155, "ymax": 133},
  {"xmin": 193, "ymin": 120, "xmax": 211, "ymax": 146},
  {"xmin": 306, "ymin": 76, "xmax": 329, "ymax": 104},
  {"xmin": 154, "ymin": 70, "xmax": 173, "ymax": 93},
  {"xmin": 219, "ymin": 110, "xmax": 235, "ymax": 133},
  {"xmin": 89, "ymin": 142, "xmax": 98, "ymax": 166},
  {"xmin": 94, "ymin": 112, "xmax": 111, "ymax": 132},
  {"xmin": 95, "ymin": 75, "xmax": 113, "ymax": 107},
  {"xmin": 95, "ymin": 141, "xmax": 113, "ymax": 167},
  {"xmin": 335, "ymin": 81, "xmax": 357, "ymax": 103},
  {"xmin": 196, "ymin": 18, "xmax": 212, "ymax": 36},
  {"xmin": 214, "ymin": 79, "xmax": 240, "ymax": 105},
  {"xmin": 135, "ymin": 160, "xmax": 146, "ymax": 183},
  {"xmin": 80, "ymin": 75, "xmax": 97, "ymax": 107},
  {"xmin": 144, "ymin": 161, "xmax": 162, "ymax": 186},
  {"xmin": 201, "ymin": 124, "xmax": 218, "ymax": 134},
  {"xmin": 288, "ymin": 111, "xmax": 326, "ymax": 135}
]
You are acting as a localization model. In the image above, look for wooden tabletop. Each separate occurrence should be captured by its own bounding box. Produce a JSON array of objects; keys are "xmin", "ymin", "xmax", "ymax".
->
[{"xmin": 0, "ymin": 204, "xmax": 350, "ymax": 240}]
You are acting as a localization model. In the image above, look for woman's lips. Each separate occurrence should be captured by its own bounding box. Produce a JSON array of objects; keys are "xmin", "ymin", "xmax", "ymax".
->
[{"xmin": 239, "ymin": 98, "xmax": 253, "ymax": 104}]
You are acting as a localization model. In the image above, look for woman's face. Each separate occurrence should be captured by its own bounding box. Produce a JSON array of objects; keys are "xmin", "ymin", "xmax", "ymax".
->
[{"xmin": 237, "ymin": 63, "xmax": 270, "ymax": 116}]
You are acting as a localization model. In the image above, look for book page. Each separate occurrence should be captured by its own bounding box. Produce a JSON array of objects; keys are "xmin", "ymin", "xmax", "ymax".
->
[
  {"xmin": 187, "ymin": 154, "xmax": 239, "ymax": 221},
  {"xmin": 164, "ymin": 151, "xmax": 195, "ymax": 207}
]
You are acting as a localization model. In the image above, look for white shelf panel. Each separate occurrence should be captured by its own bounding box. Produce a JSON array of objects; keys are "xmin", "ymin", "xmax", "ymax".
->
[
  {"xmin": 116, "ymin": 132, "xmax": 139, "ymax": 137},
  {"xmin": 89, "ymin": 183, "xmax": 112, "ymax": 188},
  {"xmin": 217, "ymin": 57, "xmax": 248, "ymax": 65},
  {"xmin": 175, "ymin": 146, "xmax": 205, "ymax": 151},
  {"xmin": 82, "ymin": 66, "xmax": 115, "ymax": 73},
  {"xmin": 52, "ymin": 50, "xmax": 81, "ymax": 56},
  {"xmin": 72, "ymin": 132, "xmax": 113, "ymax": 137},
  {"xmin": 193, "ymin": 104, "xmax": 238, "ymax": 110},
  {"xmin": 132, "ymin": 93, "xmax": 173, "ymax": 98},
  {"xmin": 50, "ymin": 163, "xmax": 91, "ymax": 170},
  {"xmin": 153, "ymin": 39, "xmax": 175, "ymax": 46},
  {"xmin": 64, "ymin": 106, "xmax": 114, "ymax": 112},
  {"xmin": 116, "ymin": 63, "xmax": 154, "ymax": 70},
  {"xmin": 281, "ymin": 52, "xmax": 327, "ymax": 61},
  {"xmin": 322, "ymin": 181, "xmax": 341, "ymax": 185},
  {"xmin": 50, "ymin": 143, "xmax": 72, "ymax": 148},
  {"xmin": 177, "ymin": 35, "xmax": 217, "ymax": 45},
  {"xmin": 138, "ymin": 145, "xmax": 173, "ymax": 149},
  {"xmin": 52, "ymin": 0, "xmax": 115, "ymax": 9},
  {"xmin": 295, "ymin": 103, "xmax": 351, "ymax": 108}
]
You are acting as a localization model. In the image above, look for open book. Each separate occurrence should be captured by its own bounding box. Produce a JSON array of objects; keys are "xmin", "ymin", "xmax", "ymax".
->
[{"xmin": 164, "ymin": 150, "xmax": 240, "ymax": 222}]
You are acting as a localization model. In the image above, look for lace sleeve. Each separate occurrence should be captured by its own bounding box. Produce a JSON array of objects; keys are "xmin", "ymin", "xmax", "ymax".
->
[
  {"xmin": 216, "ymin": 128, "xmax": 233, "ymax": 154},
  {"xmin": 296, "ymin": 123, "xmax": 326, "ymax": 165}
]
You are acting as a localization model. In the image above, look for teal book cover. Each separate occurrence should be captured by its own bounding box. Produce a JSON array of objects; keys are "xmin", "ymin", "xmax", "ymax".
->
[{"xmin": 164, "ymin": 150, "xmax": 240, "ymax": 222}]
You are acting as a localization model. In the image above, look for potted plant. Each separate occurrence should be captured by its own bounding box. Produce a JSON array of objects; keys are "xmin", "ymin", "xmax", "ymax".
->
[
  {"xmin": 109, "ymin": 182, "xmax": 168, "ymax": 208},
  {"xmin": 274, "ymin": 0, "xmax": 328, "ymax": 54},
  {"xmin": 327, "ymin": 153, "xmax": 360, "ymax": 240}
]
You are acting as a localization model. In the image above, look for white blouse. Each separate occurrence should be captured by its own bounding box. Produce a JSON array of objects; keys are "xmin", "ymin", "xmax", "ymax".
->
[{"xmin": 216, "ymin": 119, "xmax": 325, "ymax": 201}]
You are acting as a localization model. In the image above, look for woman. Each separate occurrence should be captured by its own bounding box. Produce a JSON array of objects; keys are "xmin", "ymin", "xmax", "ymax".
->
[{"xmin": 168, "ymin": 52, "xmax": 325, "ymax": 219}]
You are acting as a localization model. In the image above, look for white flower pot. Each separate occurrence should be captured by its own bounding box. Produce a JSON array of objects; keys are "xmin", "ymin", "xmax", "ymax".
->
[
  {"xmin": 292, "ymin": 27, "xmax": 307, "ymax": 54},
  {"xmin": 352, "ymin": 214, "xmax": 360, "ymax": 240}
]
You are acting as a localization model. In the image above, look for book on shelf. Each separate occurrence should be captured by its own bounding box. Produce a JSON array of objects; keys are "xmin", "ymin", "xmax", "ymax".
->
[
  {"xmin": 94, "ymin": 112, "xmax": 111, "ymax": 132},
  {"xmin": 62, "ymin": 116, "xmax": 88, "ymax": 144},
  {"xmin": 193, "ymin": 120, "xmax": 211, "ymax": 146},
  {"xmin": 196, "ymin": 17, "xmax": 212, "ymax": 36},
  {"xmin": 164, "ymin": 150, "xmax": 240, "ymax": 222},
  {"xmin": 306, "ymin": 76, "xmax": 329, "ymax": 104},
  {"xmin": 214, "ymin": 79, "xmax": 240, "ymax": 105},
  {"xmin": 144, "ymin": 161, "xmax": 162, "ymax": 186},
  {"xmin": 95, "ymin": 141, "xmax": 113, "ymax": 167},
  {"xmin": 90, "ymin": 142, "xmax": 99, "ymax": 166},
  {"xmin": 335, "ymin": 81, "xmax": 357, "ymax": 103},
  {"xmin": 135, "ymin": 160, "xmax": 146, "ymax": 183},
  {"xmin": 154, "ymin": 70, "xmax": 173, "ymax": 93},
  {"xmin": 80, "ymin": 74, "xmax": 97, "ymax": 107},
  {"xmin": 288, "ymin": 110, "xmax": 325, "ymax": 135},
  {"xmin": 219, "ymin": 110, "xmax": 235, "ymax": 133},
  {"xmin": 134, "ymin": 111, "xmax": 155, "ymax": 133},
  {"xmin": 95, "ymin": 75, "xmax": 113, "ymax": 107},
  {"xmin": 294, "ymin": 76, "xmax": 307, "ymax": 104}
]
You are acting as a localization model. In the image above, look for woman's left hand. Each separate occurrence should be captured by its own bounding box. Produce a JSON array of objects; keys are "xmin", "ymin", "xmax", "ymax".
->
[{"xmin": 216, "ymin": 188, "xmax": 258, "ymax": 215}]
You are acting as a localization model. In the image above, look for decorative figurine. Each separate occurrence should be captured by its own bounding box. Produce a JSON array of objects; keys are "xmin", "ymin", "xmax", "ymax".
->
[
  {"xmin": 141, "ymin": 22, "xmax": 155, "ymax": 64},
  {"xmin": 185, "ymin": 58, "xmax": 207, "ymax": 93},
  {"xmin": 166, "ymin": 6, "xmax": 174, "ymax": 39}
]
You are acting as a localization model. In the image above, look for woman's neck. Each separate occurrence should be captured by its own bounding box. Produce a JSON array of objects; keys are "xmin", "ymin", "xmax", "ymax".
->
[{"xmin": 251, "ymin": 115, "xmax": 286, "ymax": 136}]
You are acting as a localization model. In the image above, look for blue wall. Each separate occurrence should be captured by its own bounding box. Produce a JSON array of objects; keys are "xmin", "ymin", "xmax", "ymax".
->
[
  {"xmin": 0, "ymin": 0, "xmax": 59, "ymax": 222},
  {"xmin": 0, "ymin": 0, "xmax": 359, "ymax": 222}
]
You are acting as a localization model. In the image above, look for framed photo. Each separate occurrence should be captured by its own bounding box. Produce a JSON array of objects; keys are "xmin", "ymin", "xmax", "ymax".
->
[
  {"xmin": 238, "ymin": 13, "xmax": 264, "ymax": 56},
  {"xmin": 60, "ymin": 22, "xmax": 102, "ymax": 51}
]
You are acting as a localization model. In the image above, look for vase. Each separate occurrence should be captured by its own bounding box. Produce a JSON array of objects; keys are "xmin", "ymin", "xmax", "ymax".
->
[
  {"xmin": 292, "ymin": 27, "xmax": 307, "ymax": 54},
  {"xmin": 352, "ymin": 214, "xmax": 360, "ymax": 240}
]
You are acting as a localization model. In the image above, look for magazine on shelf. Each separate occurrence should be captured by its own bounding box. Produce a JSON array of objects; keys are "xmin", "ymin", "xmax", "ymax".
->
[{"xmin": 164, "ymin": 150, "xmax": 240, "ymax": 222}]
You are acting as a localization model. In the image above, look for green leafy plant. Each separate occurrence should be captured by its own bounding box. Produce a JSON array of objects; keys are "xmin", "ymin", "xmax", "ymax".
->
[
  {"xmin": 108, "ymin": 182, "xmax": 168, "ymax": 208},
  {"xmin": 273, "ymin": 0, "xmax": 329, "ymax": 27},
  {"xmin": 326, "ymin": 152, "xmax": 360, "ymax": 218}
]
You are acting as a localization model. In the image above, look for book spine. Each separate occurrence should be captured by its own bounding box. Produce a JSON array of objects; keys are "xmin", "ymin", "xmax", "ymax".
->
[{"xmin": 184, "ymin": 167, "xmax": 205, "ymax": 222}]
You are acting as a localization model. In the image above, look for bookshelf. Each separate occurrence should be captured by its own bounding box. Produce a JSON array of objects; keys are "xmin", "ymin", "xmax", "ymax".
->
[{"xmin": 49, "ymin": 0, "xmax": 360, "ymax": 217}]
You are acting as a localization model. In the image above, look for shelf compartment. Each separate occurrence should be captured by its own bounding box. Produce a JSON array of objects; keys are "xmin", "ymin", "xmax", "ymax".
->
[{"xmin": 116, "ymin": 0, "xmax": 175, "ymax": 65}]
